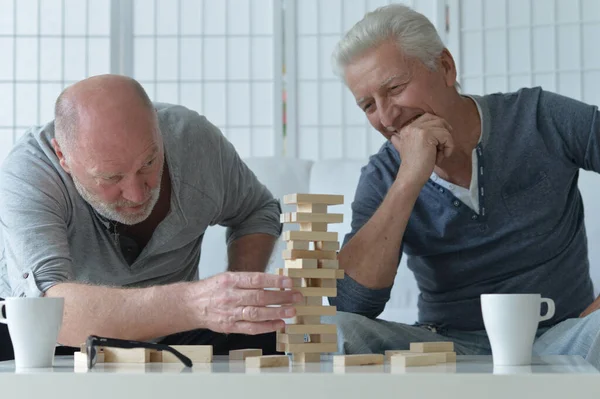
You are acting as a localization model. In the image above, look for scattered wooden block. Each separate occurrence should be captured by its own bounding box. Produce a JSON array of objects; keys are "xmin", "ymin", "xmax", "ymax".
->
[
  {"xmin": 292, "ymin": 287, "xmax": 337, "ymax": 297},
  {"xmin": 229, "ymin": 349, "xmax": 263, "ymax": 360},
  {"xmin": 410, "ymin": 342, "xmax": 454, "ymax": 353},
  {"xmin": 162, "ymin": 345, "xmax": 212, "ymax": 363},
  {"xmin": 150, "ymin": 350, "xmax": 163, "ymax": 363},
  {"xmin": 391, "ymin": 353, "xmax": 438, "ymax": 367},
  {"xmin": 285, "ymin": 259, "xmax": 318, "ymax": 269},
  {"xmin": 277, "ymin": 268, "xmax": 344, "ymax": 279},
  {"xmin": 281, "ymin": 212, "xmax": 344, "ymax": 224},
  {"xmin": 385, "ymin": 350, "xmax": 411, "ymax": 360},
  {"xmin": 294, "ymin": 353, "xmax": 320, "ymax": 363},
  {"xmin": 283, "ymin": 343, "xmax": 338, "ymax": 353},
  {"xmin": 318, "ymin": 259, "xmax": 340, "ymax": 269},
  {"xmin": 245, "ymin": 355, "xmax": 289, "ymax": 368},
  {"xmin": 74, "ymin": 351, "xmax": 105, "ymax": 365},
  {"xmin": 285, "ymin": 324, "xmax": 337, "ymax": 335},
  {"xmin": 103, "ymin": 348, "xmax": 150, "ymax": 363},
  {"xmin": 283, "ymin": 194, "xmax": 344, "ymax": 205},
  {"xmin": 286, "ymin": 240, "xmax": 310, "ymax": 250},
  {"xmin": 283, "ymin": 231, "xmax": 338, "ymax": 242},
  {"xmin": 315, "ymin": 241, "xmax": 340, "ymax": 251},
  {"xmin": 333, "ymin": 354, "xmax": 384, "ymax": 367},
  {"xmin": 293, "ymin": 305, "xmax": 337, "ymax": 316},
  {"xmin": 426, "ymin": 351, "xmax": 457, "ymax": 363}
]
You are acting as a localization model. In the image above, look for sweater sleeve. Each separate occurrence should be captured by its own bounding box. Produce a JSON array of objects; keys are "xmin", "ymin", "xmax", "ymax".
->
[{"xmin": 329, "ymin": 143, "xmax": 401, "ymax": 319}]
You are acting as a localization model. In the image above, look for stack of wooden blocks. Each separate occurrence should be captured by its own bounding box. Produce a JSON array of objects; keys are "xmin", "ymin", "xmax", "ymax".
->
[{"xmin": 276, "ymin": 193, "xmax": 345, "ymax": 363}]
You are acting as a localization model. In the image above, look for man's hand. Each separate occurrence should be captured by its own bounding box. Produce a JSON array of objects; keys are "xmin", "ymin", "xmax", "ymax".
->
[
  {"xmin": 391, "ymin": 113, "xmax": 454, "ymax": 188},
  {"xmin": 580, "ymin": 295, "xmax": 600, "ymax": 318},
  {"xmin": 189, "ymin": 271, "xmax": 302, "ymax": 335}
]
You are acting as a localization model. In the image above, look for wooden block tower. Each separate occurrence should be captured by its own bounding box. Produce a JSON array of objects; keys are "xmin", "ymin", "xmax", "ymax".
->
[{"xmin": 276, "ymin": 193, "xmax": 345, "ymax": 363}]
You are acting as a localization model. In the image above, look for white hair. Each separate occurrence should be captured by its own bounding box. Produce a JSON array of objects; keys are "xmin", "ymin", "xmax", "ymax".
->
[{"xmin": 332, "ymin": 3, "xmax": 445, "ymax": 79}]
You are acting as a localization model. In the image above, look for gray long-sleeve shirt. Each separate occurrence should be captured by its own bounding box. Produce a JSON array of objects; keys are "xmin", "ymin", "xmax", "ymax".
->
[
  {"xmin": 0, "ymin": 103, "xmax": 281, "ymax": 298},
  {"xmin": 331, "ymin": 87, "xmax": 597, "ymax": 331}
]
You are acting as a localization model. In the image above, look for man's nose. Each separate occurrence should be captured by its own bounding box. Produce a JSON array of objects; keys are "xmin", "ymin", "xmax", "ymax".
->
[
  {"xmin": 379, "ymin": 100, "xmax": 400, "ymax": 130},
  {"xmin": 121, "ymin": 176, "xmax": 147, "ymax": 204}
]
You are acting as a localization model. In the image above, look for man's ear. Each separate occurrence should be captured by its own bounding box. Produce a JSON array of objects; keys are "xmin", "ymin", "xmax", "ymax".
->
[
  {"xmin": 51, "ymin": 138, "xmax": 71, "ymax": 174},
  {"xmin": 440, "ymin": 48, "xmax": 457, "ymax": 88}
]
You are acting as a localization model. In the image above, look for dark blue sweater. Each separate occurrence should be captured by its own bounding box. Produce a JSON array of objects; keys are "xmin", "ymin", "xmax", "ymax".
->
[{"xmin": 332, "ymin": 87, "xmax": 597, "ymax": 331}]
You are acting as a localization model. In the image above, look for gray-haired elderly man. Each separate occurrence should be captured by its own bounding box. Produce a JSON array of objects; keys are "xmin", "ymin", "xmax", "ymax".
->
[
  {"xmin": 328, "ymin": 4, "xmax": 600, "ymax": 368},
  {"xmin": 0, "ymin": 74, "xmax": 302, "ymax": 360}
]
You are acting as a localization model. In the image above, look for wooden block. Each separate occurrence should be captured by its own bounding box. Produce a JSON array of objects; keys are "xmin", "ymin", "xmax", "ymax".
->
[
  {"xmin": 304, "ymin": 297, "xmax": 323, "ymax": 306},
  {"xmin": 294, "ymin": 305, "xmax": 336, "ymax": 316},
  {"xmin": 292, "ymin": 287, "xmax": 336, "ymax": 297},
  {"xmin": 276, "ymin": 342, "xmax": 286, "ymax": 352},
  {"xmin": 291, "ymin": 277, "xmax": 309, "ymax": 288},
  {"xmin": 245, "ymin": 355, "xmax": 289, "ymax": 368},
  {"xmin": 285, "ymin": 324, "xmax": 337, "ymax": 335},
  {"xmin": 309, "ymin": 334, "xmax": 337, "ymax": 343},
  {"xmin": 229, "ymin": 349, "xmax": 263, "ymax": 360},
  {"xmin": 278, "ymin": 268, "xmax": 344, "ymax": 279},
  {"xmin": 298, "ymin": 204, "xmax": 328, "ymax": 213},
  {"xmin": 150, "ymin": 350, "xmax": 163, "ymax": 363},
  {"xmin": 162, "ymin": 345, "xmax": 212, "ymax": 363},
  {"xmin": 283, "ymin": 231, "xmax": 338, "ymax": 242},
  {"xmin": 333, "ymin": 354, "xmax": 384, "ymax": 367},
  {"xmin": 283, "ymin": 194, "xmax": 344, "ymax": 205},
  {"xmin": 318, "ymin": 259, "xmax": 340, "ymax": 269},
  {"xmin": 300, "ymin": 222, "xmax": 328, "ymax": 232},
  {"xmin": 284, "ymin": 259, "xmax": 318, "ymax": 269},
  {"xmin": 294, "ymin": 353, "xmax": 320, "ymax": 363},
  {"xmin": 281, "ymin": 212, "xmax": 344, "ymax": 224},
  {"xmin": 277, "ymin": 333, "xmax": 306, "ymax": 344},
  {"xmin": 426, "ymin": 351, "xmax": 457, "ymax": 363},
  {"xmin": 391, "ymin": 353, "xmax": 438, "ymax": 367},
  {"xmin": 283, "ymin": 249, "xmax": 338, "ymax": 261},
  {"xmin": 410, "ymin": 342, "xmax": 454, "ymax": 353},
  {"xmin": 385, "ymin": 350, "xmax": 411, "ymax": 360},
  {"xmin": 311, "ymin": 279, "xmax": 336, "ymax": 288},
  {"xmin": 74, "ymin": 351, "xmax": 104, "ymax": 365},
  {"xmin": 284, "ymin": 343, "xmax": 338, "ymax": 353},
  {"xmin": 315, "ymin": 241, "xmax": 340, "ymax": 251},
  {"xmin": 286, "ymin": 240, "xmax": 310, "ymax": 250},
  {"xmin": 291, "ymin": 315, "xmax": 321, "ymax": 324},
  {"xmin": 103, "ymin": 348, "xmax": 150, "ymax": 363}
]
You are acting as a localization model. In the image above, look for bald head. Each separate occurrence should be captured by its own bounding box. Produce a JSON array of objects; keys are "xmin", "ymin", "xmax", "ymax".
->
[{"xmin": 54, "ymin": 74, "xmax": 155, "ymax": 158}]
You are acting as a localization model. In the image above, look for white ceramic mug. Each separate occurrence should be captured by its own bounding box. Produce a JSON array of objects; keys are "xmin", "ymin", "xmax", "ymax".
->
[
  {"xmin": 481, "ymin": 293, "xmax": 555, "ymax": 366},
  {"xmin": 0, "ymin": 297, "xmax": 64, "ymax": 368}
]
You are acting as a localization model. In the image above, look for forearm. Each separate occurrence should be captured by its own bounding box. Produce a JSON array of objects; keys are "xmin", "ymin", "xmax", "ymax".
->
[
  {"xmin": 45, "ymin": 281, "xmax": 198, "ymax": 346},
  {"xmin": 339, "ymin": 175, "xmax": 420, "ymax": 289},
  {"xmin": 227, "ymin": 233, "xmax": 277, "ymax": 272}
]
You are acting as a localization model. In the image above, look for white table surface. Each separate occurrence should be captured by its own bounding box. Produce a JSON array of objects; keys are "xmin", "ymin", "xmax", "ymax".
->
[{"xmin": 1, "ymin": 355, "xmax": 599, "ymax": 399}]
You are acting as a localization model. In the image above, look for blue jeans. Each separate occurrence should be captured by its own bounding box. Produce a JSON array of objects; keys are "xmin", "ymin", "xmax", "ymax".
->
[{"xmin": 324, "ymin": 310, "xmax": 600, "ymax": 369}]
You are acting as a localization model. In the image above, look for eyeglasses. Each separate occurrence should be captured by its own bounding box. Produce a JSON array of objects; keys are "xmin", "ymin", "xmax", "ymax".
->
[{"xmin": 85, "ymin": 335, "xmax": 193, "ymax": 369}]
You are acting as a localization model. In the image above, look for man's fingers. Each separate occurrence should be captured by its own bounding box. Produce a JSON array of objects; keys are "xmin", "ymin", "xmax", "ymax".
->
[
  {"xmin": 237, "ymin": 305, "xmax": 297, "ymax": 322},
  {"xmin": 243, "ymin": 288, "xmax": 304, "ymax": 306},
  {"xmin": 231, "ymin": 272, "xmax": 293, "ymax": 289},
  {"xmin": 233, "ymin": 320, "xmax": 287, "ymax": 335}
]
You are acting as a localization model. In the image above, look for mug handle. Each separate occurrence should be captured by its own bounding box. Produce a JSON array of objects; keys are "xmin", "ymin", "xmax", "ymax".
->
[
  {"xmin": 0, "ymin": 300, "xmax": 6, "ymax": 324},
  {"xmin": 539, "ymin": 298, "xmax": 555, "ymax": 322}
]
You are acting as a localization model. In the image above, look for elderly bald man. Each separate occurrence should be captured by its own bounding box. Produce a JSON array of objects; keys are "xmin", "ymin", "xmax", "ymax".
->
[
  {"xmin": 0, "ymin": 74, "xmax": 301, "ymax": 358},
  {"xmin": 327, "ymin": 4, "xmax": 600, "ymax": 368}
]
